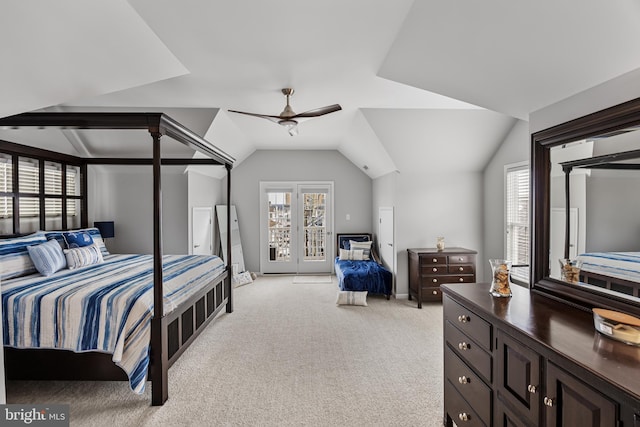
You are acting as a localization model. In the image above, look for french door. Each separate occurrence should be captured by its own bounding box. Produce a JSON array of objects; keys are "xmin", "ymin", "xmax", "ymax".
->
[{"xmin": 260, "ymin": 182, "xmax": 333, "ymax": 274}]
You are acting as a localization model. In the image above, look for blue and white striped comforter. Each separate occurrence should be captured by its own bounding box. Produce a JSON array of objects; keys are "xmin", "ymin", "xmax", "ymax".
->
[
  {"xmin": 2, "ymin": 253, "xmax": 225, "ymax": 394},
  {"xmin": 577, "ymin": 252, "xmax": 640, "ymax": 283}
]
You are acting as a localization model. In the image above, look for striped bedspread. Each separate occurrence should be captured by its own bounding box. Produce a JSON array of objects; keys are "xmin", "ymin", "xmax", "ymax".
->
[
  {"xmin": 577, "ymin": 252, "xmax": 640, "ymax": 283},
  {"xmin": 2, "ymin": 253, "xmax": 225, "ymax": 394}
]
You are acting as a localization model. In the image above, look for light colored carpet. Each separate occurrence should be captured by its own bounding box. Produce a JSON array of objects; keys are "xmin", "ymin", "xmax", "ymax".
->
[
  {"xmin": 6, "ymin": 275, "xmax": 444, "ymax": 426},
  {"xmin": 292, "ymin": 275, "xmax": 333, "ymax": 284}
]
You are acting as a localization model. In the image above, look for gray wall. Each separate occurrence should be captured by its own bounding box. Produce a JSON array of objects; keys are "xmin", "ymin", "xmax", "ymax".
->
[
  {"xmin": 187, "ymin": 170, "xmax": 224, "ymax": 255},
  {"xmin": 227, "ymin": 150, "xmax": 372, "ymax": 273},
  {"xmin": 373, "ymin": 169, "xmax": 485, "ymax": 297},
  {"xmin": 90, "ymin": 166, "xmax": 189, "ymax": 255},
  {"xmin": 481, "ymin": 120, "xmax": 529, "ymax": 281},
  {"xmin": 586, "ymin": 172, "xmax": 640, "ymax": 252}
]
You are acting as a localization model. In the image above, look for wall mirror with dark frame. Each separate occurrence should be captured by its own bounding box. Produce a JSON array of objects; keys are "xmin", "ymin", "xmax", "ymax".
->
[{"xmin": 532, "ymin": 97, "xmax": 640, "ymax": 316}]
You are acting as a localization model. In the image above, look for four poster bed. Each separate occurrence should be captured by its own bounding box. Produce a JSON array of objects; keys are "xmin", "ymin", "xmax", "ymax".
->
[
  {"xmin": 560, "ymin": 148, "xmax": 640, "ymax": 298},
  {"xmin": 0, "ymin": 112, "xmax": 234, "ymax": 406}
]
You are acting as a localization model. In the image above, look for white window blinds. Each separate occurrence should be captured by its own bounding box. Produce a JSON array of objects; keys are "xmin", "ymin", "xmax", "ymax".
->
[
  {"xmin": 0, "ymin": 157, "xmax": 77, "ymax": 218},
  {"xmin": 506, "ymin": 163, "xmax": 530, "ymax": 282}
]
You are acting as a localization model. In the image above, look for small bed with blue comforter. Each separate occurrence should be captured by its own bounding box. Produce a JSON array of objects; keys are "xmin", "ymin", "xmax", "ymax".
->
[{"xmin": 335, "ymin": 233, "xmax": 392, "ymax": 299}]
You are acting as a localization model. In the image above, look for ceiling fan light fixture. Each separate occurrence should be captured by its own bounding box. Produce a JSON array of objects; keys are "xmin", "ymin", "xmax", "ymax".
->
[{"xmin": 279, "ymin": 119, "xmax": 298, "ymax": 136}]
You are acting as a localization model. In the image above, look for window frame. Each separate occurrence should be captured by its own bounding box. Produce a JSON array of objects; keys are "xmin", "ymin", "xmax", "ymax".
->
[
  {"xmin": 0, "ymin": 142, "xmax": 86, "ymax": 235},
  {"xmin": 504, "ymin": 160, "xmax": 530, "ymax": 285}
]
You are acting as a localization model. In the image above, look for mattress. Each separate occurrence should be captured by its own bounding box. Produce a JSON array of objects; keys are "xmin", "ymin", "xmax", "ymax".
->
[
  {"xmin": 2, "ymin": 253, "xmax": 225, "ymax": 393},
  {"xmin": 577, "ymin": 252, "xmax": 640, "ymax": 283}
]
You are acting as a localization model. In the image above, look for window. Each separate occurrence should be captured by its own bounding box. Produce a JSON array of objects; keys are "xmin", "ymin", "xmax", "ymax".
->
[
  {"xmin": 0, "ymin": 151, "xmax": 82, "ymax": 233},
  {"xmin": 505, "ymin": 162, "xmax": 530, "ymax": 282}
]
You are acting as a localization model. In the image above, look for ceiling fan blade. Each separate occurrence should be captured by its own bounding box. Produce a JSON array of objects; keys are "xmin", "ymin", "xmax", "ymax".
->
[
  {"xmin": 227, "ymin": 110, "xmax": 282, "ymax": 124},
  {"xmin": 292, "ymin": 104, "xmax": 342, "ymax": 118}
]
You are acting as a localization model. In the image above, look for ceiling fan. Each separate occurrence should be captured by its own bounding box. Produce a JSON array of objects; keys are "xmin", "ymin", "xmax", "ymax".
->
[{"xmin": 228, "ymin": 88, "xmax": 341, "ymax": 136}]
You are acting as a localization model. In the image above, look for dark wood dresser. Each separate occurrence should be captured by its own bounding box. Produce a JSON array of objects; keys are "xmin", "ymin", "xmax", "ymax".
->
[
  {"xmin": 442, "ymin": 283, "xmax": 640, "ymax": 427},
  {"xmin": 407, "ymin": 247, "xmax": 476, "ymax": 307}
]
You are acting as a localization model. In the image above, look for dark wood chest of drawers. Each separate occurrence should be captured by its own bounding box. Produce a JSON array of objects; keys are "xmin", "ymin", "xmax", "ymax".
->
[
  {"xmin": 442, "ymin": 283, "xmax": 640, "ymax": 427},
  {"xmin": 407, "ymin": 247, "xmax": 476, "ymax": 307}
]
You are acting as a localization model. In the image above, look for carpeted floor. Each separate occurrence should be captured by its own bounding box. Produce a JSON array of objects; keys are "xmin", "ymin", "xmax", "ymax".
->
[{"xmin": 6, "ymin": 275, "xmax": 445, "ymax": 426}]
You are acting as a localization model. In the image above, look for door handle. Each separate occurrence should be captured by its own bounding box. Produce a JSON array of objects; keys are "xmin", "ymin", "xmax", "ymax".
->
[
  {"xmin": 194, "ymin": 244, "xmax": 200, "ymax": 248},
  {"xmin": 387, "ymin": 243, "xmax": 393, "ymax": 246}
]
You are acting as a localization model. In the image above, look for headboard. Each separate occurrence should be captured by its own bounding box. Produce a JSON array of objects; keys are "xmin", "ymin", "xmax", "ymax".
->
[{"xmin": 336, "ymin": 233, "xmax": 372, "ymax": 254}]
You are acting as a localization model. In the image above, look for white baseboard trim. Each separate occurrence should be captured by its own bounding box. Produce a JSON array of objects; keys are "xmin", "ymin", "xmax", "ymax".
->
[{"xmin": 395, "ymin": 293, "xmax": 409, "ymax": 300}]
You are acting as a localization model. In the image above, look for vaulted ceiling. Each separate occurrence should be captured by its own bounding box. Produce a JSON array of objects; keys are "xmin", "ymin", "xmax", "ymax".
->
[{"xmin": 1, "ymin": 1, "xmax": 640, "ymax": 178}]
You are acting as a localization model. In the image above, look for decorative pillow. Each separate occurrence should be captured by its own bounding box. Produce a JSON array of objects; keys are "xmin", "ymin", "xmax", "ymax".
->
[
  {"xmin": 0, "ymin": 233, "xmax": 48, "ymax": 280},
  {"xmin": 339, "ymin": 248, "xmax": 364, "ymax": 261},
  {"xmin": 46, "ymin": 227, "xmax": 110, "ymax": 257},
  {"xmin": 349, "ymin": 240, "xmax": 373, "ymax": 260},
  {"xmin": 64, "ymin": 244, "xmax": 104, "ymax": 270},
  {"xmin": 341, "ymin": 236, "xmax": 370, "ymax": 250},
  {"xmin": 27, "ymin": 239, "xmax": 67, "ymax": 276},
  {"xmin": 336, "ymin": 290, "xmax": 368, "ymax": 306},
  {"xmin": 62, "ymin": 231, "xmax": 94, "ymax": 248}
]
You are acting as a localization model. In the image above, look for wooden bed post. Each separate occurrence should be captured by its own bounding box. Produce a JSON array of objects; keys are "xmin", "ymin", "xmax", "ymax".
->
[
  {"xmin": 226, "ymin": 163, "xmax": 233, "ymax": 313},
  {"xmin": 150, "ymin": 131, "xmax": 168, "ymax": 406}
]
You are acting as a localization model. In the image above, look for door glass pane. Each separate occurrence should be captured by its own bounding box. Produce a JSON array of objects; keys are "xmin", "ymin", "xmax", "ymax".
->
[
  {"xmin": 302, "ymin": 192, "xmax": 326, "ymax": 261},
  {"xmin": 267, "ymin": 191, "xmax": 291, "ymax": 262}
]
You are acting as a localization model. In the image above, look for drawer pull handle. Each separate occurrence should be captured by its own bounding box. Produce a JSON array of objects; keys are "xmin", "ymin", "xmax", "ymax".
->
[
  {"xmin": 543, "ymin": 397, "xmax": 554, "ymax": 407},
  {"xmin": 432, "ymin": 258, "xmax": 438, "ymax": 263},
  {"xmin": 459, "ymin": 278, "xmax": 464, "ymax": 282},
  {"xmin": 458, "ymin": 413, "xmax": 470, "ymax": 422},
  {"xmin": 458, "ymin": 257, "xmax": 464, "ymax": 261},
  {"xmin": 458, "ymin": 342, "xmax": 469, "ymax": 351},
  {"xmin": 433, "ymin": 267, "xmax": 438, "ymax": 272},
  {"xmin": 432, "ymin": 290, "xmax": 438, "ymax": 295},
  {"xmin": 459, "ymin": 267, "xmax": 464, "ymax": 271},
  {"xmin": 432, "ymin": 278, "xmax": 438, "ymax": 283},
  {"xmin": 527, "ymin": 384, "xmax": 537, "ymax": 394},
  {"xmin": 458, "ymin": 375, "xmax": 469, "ymax": 384},
  {"xmin": 457, "ymin": 315, "xmax": 469, "ymax": 323}
]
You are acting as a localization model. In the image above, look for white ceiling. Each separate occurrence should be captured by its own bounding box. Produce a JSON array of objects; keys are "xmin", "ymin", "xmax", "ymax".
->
[{"xmin": 2, "ymin": 0, "xmax": 640, "ymax": 178}]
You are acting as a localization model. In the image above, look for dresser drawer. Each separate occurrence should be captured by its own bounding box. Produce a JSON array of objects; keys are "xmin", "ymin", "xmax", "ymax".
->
[
  {"xmin": 448, "ymin": 265, "xmax": 475, "ymax": 274},
  {"xmin": 445, "ymin": 345, "xmax": 491, "ymax": 426},
  {"xmin": 445, "ymin": 379, "xmax": 487, "ymax": 427},
  {"xmin": 422, "ymin": 287, "xmax": 442, "ymax": 300},
  {"xmin": 449, "ymin": 254, "xmax": 475, "ymax": 264},
  {"xmin": 422, "ymin": 255, "xmax": 447, "ymax": 265},
  {"xmin": 422, "ymin": 265, "xmax": 447, "ymax": 275},
  {"xmin": 443, "ymin": 296, "xmax": 492, "ymax": 351},
  {"xmin": 445, "ymin": 321, "xmax": 492, "ymax": 382}
]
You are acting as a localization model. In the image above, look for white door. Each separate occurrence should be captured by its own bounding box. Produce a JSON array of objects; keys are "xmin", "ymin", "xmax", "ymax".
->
[
  {"xmin": 260, "ymin": 182, "xmax": 333, "ymax": 274},
  {"xmin": 378, "ymin": 207, "xmax": 394, "ymax": 272},
  {"xmin": 192, "ymin": 207, "xmax": 213, "ymax": 255}
]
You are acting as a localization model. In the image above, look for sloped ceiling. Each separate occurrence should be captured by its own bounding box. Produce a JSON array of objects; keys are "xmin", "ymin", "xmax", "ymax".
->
[{"xmin": 1, "ymin": 1, "xmax": 640, "ymax": 178}]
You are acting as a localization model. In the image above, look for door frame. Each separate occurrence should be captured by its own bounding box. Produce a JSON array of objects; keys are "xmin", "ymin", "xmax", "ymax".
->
[{"xmin": 259, "ymin": 181, "xmax": 334, "ymax": 274}]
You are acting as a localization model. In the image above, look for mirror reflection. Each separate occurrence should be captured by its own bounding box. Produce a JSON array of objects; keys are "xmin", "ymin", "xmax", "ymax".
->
[{"xmin": 549, "ymin": 127, "xmax": 640, "ymax": 300}]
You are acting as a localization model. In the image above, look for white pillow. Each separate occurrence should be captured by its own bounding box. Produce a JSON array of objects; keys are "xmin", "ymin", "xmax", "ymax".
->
[
  {"xmin": 339, "ymin": 248, "xmax": 364, "ymax": 261},
  {"xmin": 336, "ymin": 290, "xmax": 368, "ymax": 306},
  {"xmin": 64, "ymin": 244, "xmax": 104, "ymax": 270},
  {"xmin": 349, "ymin": 240, "xmax": 372, "ymax": 260}
]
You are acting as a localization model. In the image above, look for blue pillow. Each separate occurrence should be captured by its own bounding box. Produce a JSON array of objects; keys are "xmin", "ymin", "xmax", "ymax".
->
[
  {"xmin": 27, "ymin": 239, "xmax": 67, "ymax": 276},
  {"xmin": 62, "ymin": 231, "xmax": 94, "ymax": 249}
]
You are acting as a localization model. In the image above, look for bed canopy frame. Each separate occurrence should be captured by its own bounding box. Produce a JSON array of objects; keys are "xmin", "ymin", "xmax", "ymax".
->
[
  {"xmin": 560, "ymin": 148, "xmax": 640, "ymax": 297},
  {"xmin": 0, "ymin": 112, "xmax": 235, "ymax": 405}
]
